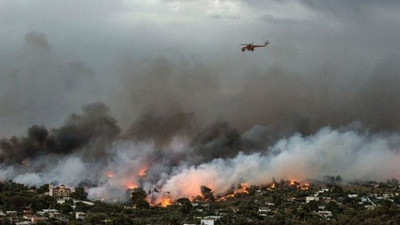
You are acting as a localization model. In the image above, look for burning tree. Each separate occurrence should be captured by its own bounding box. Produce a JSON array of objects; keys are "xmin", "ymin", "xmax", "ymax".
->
[{"xmin": 200, "ymin": 185, "xmax": 215, "ymax": 202}]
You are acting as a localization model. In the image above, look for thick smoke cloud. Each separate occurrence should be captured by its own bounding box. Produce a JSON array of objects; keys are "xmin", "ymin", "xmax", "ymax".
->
[
  {"xmin": 161, "ymin": 127, "xmax": 400, "ymax": 200},
  {"xmin": 1, "ymin": 102, "xmax": 400, "ymax": 202},
  {"xmin": 0, "ymin": 102, "xmax": 119, "ymax": 163},
  {"xmin": 127, "ymin": 111, "xmax": 195, "ymax": 147},
  {"xmin": 0, "ymin": 31, "xmax": 97, "ymax": 137},
  {"xmin": 1, "ymin": 1, "xmax": 400, "ymax": 203},
  {"xmin": 116, "ymin": 53, "xmax": 400, "ymax": 135}
]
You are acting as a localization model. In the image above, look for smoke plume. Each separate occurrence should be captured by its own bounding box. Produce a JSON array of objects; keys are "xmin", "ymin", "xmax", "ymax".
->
[{"xmin": 1, "ymin": 5, "xmax": 400, "ymax": 204}]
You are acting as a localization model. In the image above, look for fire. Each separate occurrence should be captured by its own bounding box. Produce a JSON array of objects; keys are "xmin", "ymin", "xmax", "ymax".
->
[
  {"xmin": 301, "ymin": 183, "xmax": 310, "ymax": 190},
  {"xmin": 106, "ymin": 171, "xmax": 114, "ymax": 179},
  {"xmin": 138, "ymin": 168, "xmax": 147, "ymax": 178},
  {"xmin": 126, "ymin": 183, "xmax": 137, "ymax": 189},
  {"xmin": 239, "ymin": 183, "xmax": 249, "ymax": 194},
  {"xmin": 160, "ymin": 192, "xmax": 172, "ymax": 207},
  {"xmin": 216, "ymin": 183, "xmax": 250, "ymax": 202},
  {"xmin": 289, "ymin": 180, "xmax": 310, "ymax": 190},
  {"xmin": 161, "ymin": 197, "xmax": 172, "ymax": 207}
]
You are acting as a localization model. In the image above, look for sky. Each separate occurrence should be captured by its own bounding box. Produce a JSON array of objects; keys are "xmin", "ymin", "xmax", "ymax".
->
[{"xmin": 1, "ymin": 0, "xmax": 400, "ymax": 136}]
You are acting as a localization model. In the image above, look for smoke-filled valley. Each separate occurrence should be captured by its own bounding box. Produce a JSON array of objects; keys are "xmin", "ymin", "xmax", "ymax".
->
[{"xmin": 1, "ymin": 1, "xmax": 400, "ymax": 206}]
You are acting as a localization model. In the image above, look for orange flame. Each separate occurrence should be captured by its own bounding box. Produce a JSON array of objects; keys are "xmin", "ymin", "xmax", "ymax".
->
[
  {"xmin": 138, "ymin": 168, "xmax": 147, "ymax": 178},
  {"xmin": 160, "ymin": 192, "xmax": 172, "ymax": 207},
  {"xmin": 239, "ymin": 183, "xmax": 249, "ymax": 194},
  {"xmin": 161, "ymin": 197, "xmax": 172, "ymax": 207},
  {"xmin": 216, "ymin": 183, "xmax": 250, "ymax": 202},
  {"xmin": 301, "ymin": 183, "xmax": 310, "ymax": 190},
  {"xmin": 126, "ymin": 182, "xmax": 137, "ymax": 190},
  {"xmin": 106, "ymin": 171, "xmax": 114, "ymax": 179}
]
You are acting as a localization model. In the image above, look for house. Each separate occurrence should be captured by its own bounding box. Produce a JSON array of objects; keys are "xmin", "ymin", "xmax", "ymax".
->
[
  {"xmin": 322, "ymin": 197, "xmax": 332, "ymax": 203},
  {"xmin": 320, "ymin": 188, "xmax": 329, "ymax": 192},
  {"xmin": 16, "ymin": 221, "xmax": 31, "ymax": 225},
  {"xmin": 23, "ymin": 209, "xmax": 34, "ymax": 220},
  {"xmin": 31, "ymin": 216, "xmax": 46, "ymax": 224},
  {"xmin": 81, "ymin": 200, "xmax": 95, "ymax": 206},
  {"xmin": 258, "ymin": 207, "xmax": 270, "ymax": 217},
  {"xmin": 201, "ymin": 219, "xmax": 214, "ymax": 225},
  {"xmin": 37, "ymin": 209, "xmax": 60, "ymax": 218},
  {"xmin": 204, "ymin": 216, "xmax": 221, "ymax": 220},
  {"xmin": 365, "ymin": 205, "xmax": 376, "ymax": 210},
  {"xmin": 258, "ymin": 207, "xmax": 271, "ymax": 213},
  {"xmin": 6, "ymin": 211, "xmax": 18, "ymax": 223},
  {"xmin": 318, "ymin": 210, "xmax": 332, "ymax": 219},
  {"xmin": 348, "ymin": 194, "xmax": 358, "ymax": 198},
  {"xmin": 0, "ymin": 211, "xmax": 5, "ymax": 223},
  {"xmin": 5, "ymin": 211, "xmax": 17, "ymax": 216},
  {"xmin": 57, "ymin": 197, "xmax": 72, "ymax": 204},
  {"xmin": 76, "ymin": 212, "xmax": 87, "ymax": 220},
  {"xmin": 306, "ymin": 196, "xmax": 319, "ymax": 203}
]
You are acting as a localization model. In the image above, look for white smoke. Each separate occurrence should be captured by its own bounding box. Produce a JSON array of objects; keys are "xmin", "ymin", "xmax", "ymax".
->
[
  {"xmin": 160, "ymin": 127, "xmax": 400, "ymax": 200},
  {"xmin": 1, "ymin": 125, "xmax": 400, "ymax": 202}
]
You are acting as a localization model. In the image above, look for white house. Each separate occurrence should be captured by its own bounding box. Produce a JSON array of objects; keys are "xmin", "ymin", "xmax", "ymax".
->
[
  {"xmin": 306, "ymin": 196, "xmax": 319, "ymax": 203},
  {"xmin": 16, "ymin": 222, "xmax": 31, "ymax": 225},
  {"xmin": 318, "ymin": 210, "xmax": 332, "ymax": 219},
  {"xmin": 201, "ymin": 219, "xmax": 214, "ymax": 225},
  {"xmin": 258, "ymin": 207, "xmax": 271, "ymax": 213},
  {"xmin": 76, "ymin": 212, "xmax": 87, "ymax": 220},
  {"xmin": 204, "ymin": 216, "xmax": 221, "ymax": 220}
]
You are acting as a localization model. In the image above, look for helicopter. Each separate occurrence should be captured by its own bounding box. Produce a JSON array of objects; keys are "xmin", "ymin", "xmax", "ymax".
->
[{"xmin": 241, "ymin": 41, "xmax": 270, "ymax": 52}]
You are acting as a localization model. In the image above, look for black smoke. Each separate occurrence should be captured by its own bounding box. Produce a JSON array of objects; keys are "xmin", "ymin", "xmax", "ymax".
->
[{"xmin": 0, "ymin": 102, "xmax": 120, "ymax": 163}]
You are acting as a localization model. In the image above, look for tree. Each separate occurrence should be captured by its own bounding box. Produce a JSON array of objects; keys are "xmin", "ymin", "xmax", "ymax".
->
[
  {"xmin": 335, "ymin": 175, "xmax": 343, "ymax": 184},
  {"xmin": 71, "ymin": 186, "xmax": 88, "ymax": 200},
  {"xmin": 200, "ymin": 185, "xmax": 215, "ymax": 202},
  {"xmin": 131, "ymin": 188, "xmax": 148, "ymax": 208},
  {"xmin": 87, "ymin": 213, "xmax": 106, "ymax": 224},
  {"xmin": 176, "ymin": 198, "xmax": 191, "ymax": 205},
  {"xmin": 136, "ymin": 199, "xmax": 150, "ymax": 209},
  {"xmin": 331, "ymin": 185, "xmax": 344, "ymax": 194},
  {"xmin": 60, "ymin": 203, "xmax": 73, "ymax": 215},
  {"xmin": 180, "ymin": 201, "xmax": 192, "ymax": 214},
  {"xmin": 111, "ymin": 215, "xmax": 134, "ymax": 225},
  {"xmin": 2, "ymin": 218, "xmax": 11, "ymax": 225},
  {"xmin": 37, "ymin": 184, "xmax": 49, "ymax": 194}
]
